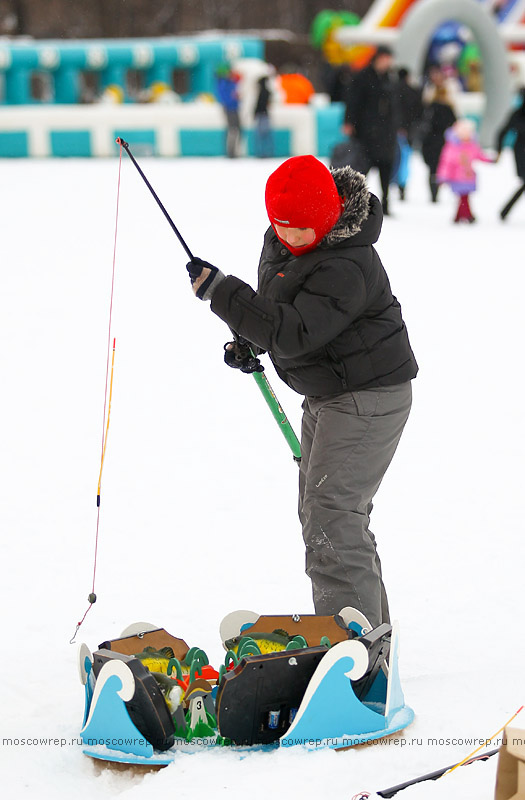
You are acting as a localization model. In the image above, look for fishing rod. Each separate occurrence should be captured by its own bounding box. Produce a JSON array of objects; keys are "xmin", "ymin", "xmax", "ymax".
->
[
  {"xmin": 117, "ymin": 137, "xmax": 301, "ymax": 462},
  {"xmin": 377, "ymin": 704, "xmax": 523, "ymax": 797},
  {"xmin": 116, "ymin": 138, "xmax": 194, "ymax": 261},
  {"xmin": 377, "ymin": 748, "xmax": 499, "ymax": 798}
]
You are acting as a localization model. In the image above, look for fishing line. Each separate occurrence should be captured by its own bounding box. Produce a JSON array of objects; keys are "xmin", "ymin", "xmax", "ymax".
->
[
  {"xmin": 70, "ymin": 142, "xmax": 123, "ymax": 643},
  {"xmin": 443, "ymin": 705, "xmax": 524, "ymax": 778}
]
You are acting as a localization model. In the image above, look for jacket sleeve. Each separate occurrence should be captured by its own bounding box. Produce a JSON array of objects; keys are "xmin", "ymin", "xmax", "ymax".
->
[
  {"xmin": 495, "ymin": 110, "xmax": 517, "ymax": 153},
  {"xmin": 344, "ymin": 73, "xmax": 365, "ymax": 127},
  {"xmin": 474, "ymin": 143, "xmax": 494, "ymax": 163},
  {"xmin": 210, "ymin": 258, "xmax": 368, "ymax": 359}
]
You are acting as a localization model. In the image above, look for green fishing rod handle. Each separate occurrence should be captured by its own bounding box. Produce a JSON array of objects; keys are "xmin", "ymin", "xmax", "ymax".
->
[{"xmin": 251, "ymin": 369, "xmax": 302, "ymax": 461}]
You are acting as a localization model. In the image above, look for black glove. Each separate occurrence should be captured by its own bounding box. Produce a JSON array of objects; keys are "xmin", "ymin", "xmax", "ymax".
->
[
  {"xmin": 224, "ymin": 339, "xmax": 264, "ymax": 374},
  {"xmin": 186, "ymin": 257, "xmax": 225, "ymax": 301}
]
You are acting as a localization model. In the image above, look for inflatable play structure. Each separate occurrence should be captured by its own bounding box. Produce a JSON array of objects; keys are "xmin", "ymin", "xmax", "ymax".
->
[
  {"xmin": 315, "ymin": 0, "xmax": 525, "ymax": 66},
  {"xmin": 78, "ymin": 610, "xmax": 414, "ymax": 764},
  {"xmin": 0, "ymin": 35, "xmax": 287, "ymax": 157},
  {"xmin": 0, "ymin": 36, "xmax": 265, "ymax": 105},
  {"xmin": 0, "ymin": 33, "xmax": 332, "ymax": 158},
  {"xmin": 0, "ymin": 0, "xmax": 524, "ymax": 156}
]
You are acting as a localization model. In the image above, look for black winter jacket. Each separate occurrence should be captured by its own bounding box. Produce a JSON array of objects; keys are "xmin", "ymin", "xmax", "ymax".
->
[
  {"xmin": 210, "ymin": 166, "xmax": 418, "ymax": 397},
  {"xmin": 344, "ymin": 66, "xmax": 399, "ymax": 162},
  {"xmin": 421, "ymin": 101, "xmax": 457, "ymax": 172},
  {"xmin": 254, "ymin": 77, "xmax": 271, "ymax": 116},
  {"xmin": 496, "ymin": 104, "xmax": 525, "ymax": 180},
  {"xmin": 395, "ymin": 79, "xmax": 423, "ymax": 145}
]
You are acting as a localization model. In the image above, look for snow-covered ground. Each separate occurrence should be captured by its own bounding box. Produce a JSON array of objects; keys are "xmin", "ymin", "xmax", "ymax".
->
[{"xmin": 1, "ymin": 148, "xmax": 524, "ymax": 799}]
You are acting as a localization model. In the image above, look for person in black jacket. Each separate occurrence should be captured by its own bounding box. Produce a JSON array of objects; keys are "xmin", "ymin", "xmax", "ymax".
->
[
  {"xmin": 495, "ymin": 88, "xmax": 525, "ymax": 219},
  {"xmin": 420, "ymin": 85, "xmax": 456, "ymax": 202},
  {"xmin": 343, "ymin": 46, "xmax": 399, "ymax": 214},
  {"xmin": 392, "ymin": 67, "xmax": 423, "ymax": 200},
  {"xmin": 253, "ymin": 75, "xmax": 273, "ymax": 158},
  {"xmin": 186, "ymin": 155, "xmax": 418, "ymax": 629}
]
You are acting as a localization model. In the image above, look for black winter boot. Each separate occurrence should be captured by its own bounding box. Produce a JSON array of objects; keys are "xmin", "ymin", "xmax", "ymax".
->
[{"xmin": 430, "ymin": 176, "xmax": 439, "ymax": 203}]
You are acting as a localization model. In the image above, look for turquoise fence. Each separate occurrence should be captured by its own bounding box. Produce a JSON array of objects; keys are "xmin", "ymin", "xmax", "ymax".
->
[
  {"xmin": 0, "ymin": 36, "xmax": 345, "ymax": 158},
  {"xmin": 0, "ymin": 36, "xmax": 264, "ymax": 104}
]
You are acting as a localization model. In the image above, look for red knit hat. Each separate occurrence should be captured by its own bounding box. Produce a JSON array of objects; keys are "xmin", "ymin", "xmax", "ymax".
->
[{"xmin": 265, "ymin": 155, "xmax": 343, "ymax": 256}]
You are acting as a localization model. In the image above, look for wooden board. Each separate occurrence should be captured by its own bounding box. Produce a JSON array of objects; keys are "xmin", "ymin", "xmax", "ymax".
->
[
  {"xmin": 236, "ymin": 614, "xmax": 351, "ymax": 647},
  {"xmin": 99, "ymin": 628, "xmax": 189, "ymax": 660}
]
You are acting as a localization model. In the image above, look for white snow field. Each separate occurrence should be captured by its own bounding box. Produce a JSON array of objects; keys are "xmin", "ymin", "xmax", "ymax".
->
[{"xmin": 0, "ymin": 148, "xmax": 524, "ymax": 799}]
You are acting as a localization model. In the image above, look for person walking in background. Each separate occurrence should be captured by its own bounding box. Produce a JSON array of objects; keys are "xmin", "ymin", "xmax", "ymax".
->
[
  {"xmin": 185, "ymin": 156, "xmax": 418, "ymax": 628},
  {"xmin": 253, "ymin": 75, "xmax": 274, "ymax": 158},
  {"xmin": 495, "ymin": 87, "xmax": 525, "ymax": 220},
  {"xmin": 437, "ymin": 118, "xmax": 493, "ymax": 223},
  {"xmin": 344, "ymin": 46, "xmax": 399, "ymax": 214},
  {"xmin": 421, "ymin": 85, "xmax": 457, "ymax": 202},
  {"xmin": 215, "ymin": 63, "xmax": 242, "ymax": 158},
  {"xmin": 392, "ymin": 67, "xmax": 423, "ymax": 200},
  {"xmin": 422, "ymin": 63, "xmax": 461, "ymax": 109}
]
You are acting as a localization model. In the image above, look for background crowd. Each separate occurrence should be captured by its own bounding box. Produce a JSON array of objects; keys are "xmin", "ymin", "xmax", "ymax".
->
[
  {"xmin": 329, "ymin": 47, "xmax": 525, "ymax": 222},
  {"xmin": 212, "ymin": 47, "xmax": 525, "ymax": 223}
]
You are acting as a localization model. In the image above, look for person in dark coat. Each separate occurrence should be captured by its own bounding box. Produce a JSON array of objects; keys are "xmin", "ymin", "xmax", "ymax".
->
[
  {"xmin": 495, "ymin": 88, "xmax": 525, "ymax": 219},
  {"xmin": 391, "ymin": 67, "xmax": 423, "ymax": 200},
  {"xmin": 185, "ymin": 155, "xmax": 418, "ymax": 629},
  {"xmin": 343, "ymin": 46, "xmax": 399, "ymax": 214},
  {"xmin": 420, "ymin": 85, "xmax": 456, "ymax": 202},
  {"xmin": 253, "ymin": 75, "xmax": 273, "ymax": 158}
]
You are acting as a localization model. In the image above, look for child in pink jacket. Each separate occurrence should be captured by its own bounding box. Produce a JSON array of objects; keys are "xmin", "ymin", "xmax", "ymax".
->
[{"xmin": 437, "ymin": 118, "xmax": 493, "ymax": 223}]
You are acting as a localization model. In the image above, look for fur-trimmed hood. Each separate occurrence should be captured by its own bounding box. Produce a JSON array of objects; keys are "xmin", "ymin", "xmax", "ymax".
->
[{"xmin": 319, "ymin": 166, "xmax": 378, "ymax": 247}]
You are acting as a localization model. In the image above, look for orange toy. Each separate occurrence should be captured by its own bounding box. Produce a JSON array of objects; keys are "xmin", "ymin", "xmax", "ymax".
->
[{"xmin": 278, "ymin": 73, "xmax": 315, "ymax": 104}]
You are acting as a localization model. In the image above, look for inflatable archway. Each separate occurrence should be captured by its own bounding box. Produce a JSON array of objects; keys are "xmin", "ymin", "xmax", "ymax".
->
[{"xmin": 396, "ymin": 0, "xmax": 512, "ymax": 145}]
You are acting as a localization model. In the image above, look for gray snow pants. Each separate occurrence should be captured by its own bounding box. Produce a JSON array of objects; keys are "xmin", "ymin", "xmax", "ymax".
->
[{"xmin": 299, "ymin": 382, "xmax": 412, "ymax": 628}]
